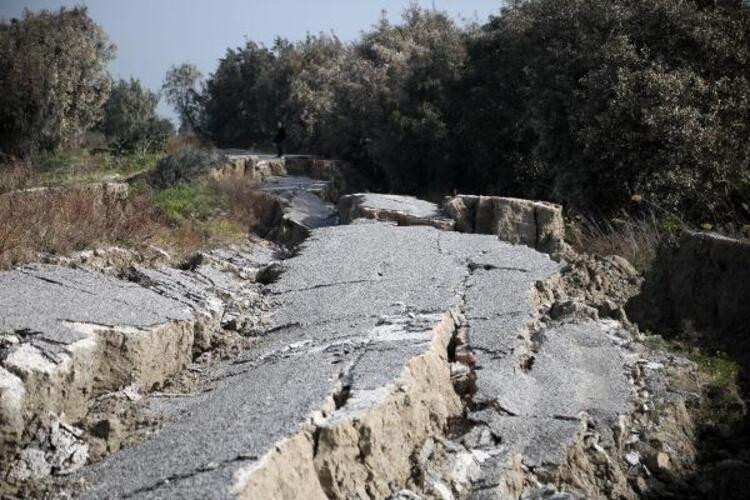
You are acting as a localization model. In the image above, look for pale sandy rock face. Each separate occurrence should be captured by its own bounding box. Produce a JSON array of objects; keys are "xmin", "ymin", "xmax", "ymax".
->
[
  {"xmin": 444, "ymin": 195, "xmax": 566, "ymax": 255},
  {"xmin": 0, "ymin": 265, "xmax": 198, "ymax": 455}
]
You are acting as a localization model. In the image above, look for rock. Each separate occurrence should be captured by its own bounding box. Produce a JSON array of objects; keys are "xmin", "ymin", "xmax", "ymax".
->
[
  {"xmin": 625, "ymin": 451, "xmax": 641, "ymax": 466},
  {"xmin": 443, "ymin": 196, "xmax": 476, "ymax": 233},
  {"xmin": 387, "ymin": 490, "xmax": 422, "ymax": 500},
  {"xmin": 10, "ymin": 448, "xmax": 51, "ymax": 481},
  {"xmin": 562, "ymin": 252, "xmax": 643, "ymax": 309},
  {"xmin": 549, "ymin": 300, "xmax": 600, "ymax": 321},
  {"xmin": 632, "ymin": 231, "xmax": 750, "ymax": 352},
  {"xmin": 649, "ymin": 451, "xmax": 671, "ymax": 472},
  {"xmin": 10, "ymin": 416, "xmax": 88, "ymax": 480},
  {"xmin": 261, "ymin": 176, "xmax": 338, "ymax": 245},
  {"xmin": 443, "ymin": 195, "xmax": 566, "ymax": 255}
]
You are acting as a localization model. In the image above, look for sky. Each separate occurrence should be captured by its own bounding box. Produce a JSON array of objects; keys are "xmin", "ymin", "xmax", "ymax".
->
[{"xmin": 0, "ymin": 0, "xmax": 502, "ymax": 122}]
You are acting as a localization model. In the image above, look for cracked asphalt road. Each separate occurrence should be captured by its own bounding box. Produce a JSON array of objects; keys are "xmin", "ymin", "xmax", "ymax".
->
[{"xmin": 80, "ymin": 223, "xmax": 564, "ymax": 499}]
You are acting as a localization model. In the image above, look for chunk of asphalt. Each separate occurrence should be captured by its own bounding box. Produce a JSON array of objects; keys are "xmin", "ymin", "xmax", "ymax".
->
[{"xmin": 0, "ymin": 265, "xmax": 197, "ymax": 453}]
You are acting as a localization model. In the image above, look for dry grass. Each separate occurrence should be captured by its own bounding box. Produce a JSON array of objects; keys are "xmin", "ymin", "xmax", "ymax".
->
[
  {"xmin": 209, "ymin": 177, "xmax": 280, "ymax": 232},
  {"xmin": 568, "ymin": 213, "xmax": 678, "ymax": 272},
  {"xmin": 0, "ymin": 175, "xmax": 280, "ymax": 270},
  {"xmin": 0, "ymin": 161, "xmax": 33, "ymax": 193},
  {"xmin": 166, "ymin": 134, "xmax": 206, "ymax": 154},
  {"xmin": 0, "ymin": 187, "xmax": 171, "ymax": 269}
]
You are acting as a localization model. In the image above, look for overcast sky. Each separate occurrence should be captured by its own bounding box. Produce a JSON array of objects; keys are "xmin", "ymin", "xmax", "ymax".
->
[{"xmin": 1, "ymin": 1, "xmax": 502, "ymax": 121}]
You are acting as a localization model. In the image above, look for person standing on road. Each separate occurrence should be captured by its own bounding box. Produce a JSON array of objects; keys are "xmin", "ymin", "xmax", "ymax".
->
[{"xmin": 273, "ymin": 121, "xmax": 286, "ymax": 158}]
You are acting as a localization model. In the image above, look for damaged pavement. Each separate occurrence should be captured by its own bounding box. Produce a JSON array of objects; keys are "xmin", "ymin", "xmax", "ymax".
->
[{"xmin": 0, "ymin": 170, "xmax": 707, "ymax": 499}]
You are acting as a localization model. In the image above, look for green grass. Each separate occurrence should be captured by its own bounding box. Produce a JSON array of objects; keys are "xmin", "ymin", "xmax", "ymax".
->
[
  {"xmin": 198, "ymin": 218, "xmax": 245, "ymax": 239},
  {"xmin": 152, "ymin": 184, "xmax": 247, "ymax": 243},
  {"xmin": 640, "ymin": 333, "xmax": 744, "ymax": 425},
  {"xmin": 694, "ymin": 350, "xmax": 744, "ymax": 426},
  {"xmin": 153, "ymin": 185, "xmax": 228, "ymax": 221},
  {"xmin": 639, "ymin": 333, "xmax": 671, "ymax": 352},
  {"xmin": 692, "ymin": 351, "xmax": 740, "ymax": 392},
  {"xmin": 640, "ymin": 334, "xmax": 739, "ymax": 388},
  {"xmin": 29, "ymin": 149, "xmax": 164, "ymax": 187}
]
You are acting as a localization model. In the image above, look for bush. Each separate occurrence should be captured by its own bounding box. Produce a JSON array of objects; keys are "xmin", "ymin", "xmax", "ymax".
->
[
  {"xmin": 195, "ymin": 1, "xmax": 750, "ymax": 226},
  {"xmin": 0, "ymin": 161, "xmax": 33, "ymax": 194},
  {"xmin": 201, "ymin": 42, "xmax": 278, "ymax": 148},
  {"xmin": 148, "ymin": 147, "xmax": 227, "ymax": 189},
  {"xmin": 568, "ymin": 212, "xmax": 681, "ymax": 272},
  {"xmin": 0, "ymin": 7, "xmax": 114, "ymax": 156},
  {"xmin": 459, "ymin": 0, "xmax": 750, "ymax": 224},
  {"xmin": 323, "ymin": 7, "xmax": 468, "ymax": 193}
]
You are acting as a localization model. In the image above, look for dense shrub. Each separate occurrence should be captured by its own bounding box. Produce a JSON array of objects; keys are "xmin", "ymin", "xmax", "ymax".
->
[
  {"xmin": 201, "ymin": 42, "xmax": 278, "ymax": 148},
  {"xmin": 101, "ymin": 78, "xmax": 174, "ymax": 154},
  {"xmin": 325, "ymin": 8, "xmax": 468, "ymax": 193},
  {"xmin": 202, "ymin": 35, "xmax": 344, "ymax": 151},
  {"xmin": 195, "ymin": 1, "xmax": 750, "ymax": 225},
  {"xmin": 460, "ymin": 0, "xmax": 750, "ymax": 224},
  {"xmin": 149, "ymin": 147, "xmax": 227, "ymax": 189},
  {"xmin": 0, "ymin": 7, "xmax": 114, "ymax": 156}
]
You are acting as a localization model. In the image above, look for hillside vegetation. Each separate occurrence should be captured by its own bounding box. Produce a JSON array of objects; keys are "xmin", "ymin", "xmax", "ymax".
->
[
  {"xmin": 190, "ymin": 0, "xmax": 750, "ymax": 227},
  {"xmin": 1, "ymin": 1, "xmax": 749, "ymax": 255}
]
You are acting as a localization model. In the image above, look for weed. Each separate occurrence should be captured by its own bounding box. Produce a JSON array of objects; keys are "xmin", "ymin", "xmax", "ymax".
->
[
  {"xmin": 153, "ymin": 185, "xmax": 228, "ymax": 221},
  {"xmin": 0, "ymin": 161, "xmax": 33, "ymax": 193},
  {"xmin": 568, "ymin": 212, "xmax": 678, "ymax": 272},
  {"xmin": 640, "ymin": 333, "xmax": 745, "ymax": 426},
  {"xmin": 0, "ymin": 148, "xmax": 276, "ymax": 269}
]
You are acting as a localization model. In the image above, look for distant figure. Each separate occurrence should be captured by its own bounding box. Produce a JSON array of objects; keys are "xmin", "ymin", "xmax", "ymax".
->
[{"xmin": 273, "ymin": 121, "xmax": 286, "ymax": 158}]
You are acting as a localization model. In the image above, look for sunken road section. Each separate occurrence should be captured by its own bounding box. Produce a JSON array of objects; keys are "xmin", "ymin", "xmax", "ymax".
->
[{"xmin": 76, "ymin": 220, "xmax": 643, "ymax": 499}]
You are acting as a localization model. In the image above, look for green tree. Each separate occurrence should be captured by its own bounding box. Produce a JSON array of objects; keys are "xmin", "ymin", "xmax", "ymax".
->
[
  {"xmin": 202, "ymin": 42, "xmax": 277, "ymax": 148},
  {"xmin": 460, "ymin": 0, "xmax": 750, "ymax": 223},
  {"xmin": 202, "ymin": 35, "xmax": 344, "ymax": 151},
  {"xmin": 162, "ymin": 63, "xmax": 204, "ymax": 133},
  {"xmin": 275, "ymin": 34, "xmax": 345, "ymax": 152},
  {"xmin": 101, "ymin": 78, "xmax": 173, "ymax": 155},
  {"xmin": 0, "ymin": 7, "xmax": 115, "ymax": 156},
  {"xmin": 323, "ymin": 6, "xmax": 468, "ymax": 192}
]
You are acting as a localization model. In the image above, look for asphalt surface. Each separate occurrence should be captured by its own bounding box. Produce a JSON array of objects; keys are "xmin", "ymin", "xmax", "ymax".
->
[
  {"xmin": 0, "ymin": 265, "xmax": 193, "ymax": 358},
  {"xmin": 80, "ymin": 222, "xmax": 566, "ymax": 499},
  {"xmin": 262, "ymin": 175, "xmax": 338, "ymax": 231}
]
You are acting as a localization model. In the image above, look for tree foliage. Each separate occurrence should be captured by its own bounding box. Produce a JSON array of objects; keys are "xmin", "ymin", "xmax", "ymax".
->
[
  {"xmin": 196, "ymin": 1, "xmax": 750, "ymax": 223},
  {"xmin": 324, "ymin": 7, "xmax": 468, "ymax": 192},
  {"xmin": 101, "ymin": 78, "xmax": 173, "ymax": 155},
  {"xmin": 0, "ymin": 7, "xmax": 115, "ymax": 156},
  {"xmin": 149, "ymin": 146, "xmax": 227, "ymax": 189},
  {"xmin": 461, "ymin": 0, "xmax": 750, "ymax": 222},
  {"xmin": 163, "ymin": 63, "xmax": 204, "ymax": 133},
  {"xmin": 202, "ymin": 34, "xmax": 344, "ymax": 151}
]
